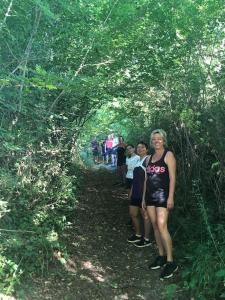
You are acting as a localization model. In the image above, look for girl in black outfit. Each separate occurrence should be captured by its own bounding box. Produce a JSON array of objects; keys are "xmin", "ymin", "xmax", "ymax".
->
[
  {"xmin": 114, "ymin": 136, "xmax": 126, "ymax": 185},
  {"xmin": 127, "ymin": 142, "xmax": 152, "ymax": 247}
]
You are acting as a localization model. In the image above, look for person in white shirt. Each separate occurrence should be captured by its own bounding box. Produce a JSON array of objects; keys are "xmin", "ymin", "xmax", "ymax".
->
[
  {"xmin": 125, "ymin": 144, "xmax": 140, "ymax": 228},
  {"xmin": 111, "ymin": 134, "xmax": 119, "ymax": 166},
  {"xmin": 125, "ymin": 144, "xmax": 140, "ymax": 190}
]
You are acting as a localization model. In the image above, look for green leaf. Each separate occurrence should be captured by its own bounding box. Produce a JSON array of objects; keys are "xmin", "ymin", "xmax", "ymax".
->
[{"xmin": 216, "ymin": 269, "xmax": 225, "ymax": 278}]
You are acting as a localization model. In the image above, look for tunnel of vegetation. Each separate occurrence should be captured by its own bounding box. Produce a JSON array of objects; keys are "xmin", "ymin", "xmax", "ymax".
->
[{"xmin": 0, "ymin": 0, "xmax": 225, "ymax": 298}]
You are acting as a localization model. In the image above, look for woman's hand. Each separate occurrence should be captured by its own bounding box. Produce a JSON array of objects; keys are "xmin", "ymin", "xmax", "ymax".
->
[
  {"xmin": 142, "ymin": 200, "xmax": 146, "ymax": 210},
  {"xmin": 167, "ymin": 197, "xmax": 174, "ymax": 210},
  {"xmin": 165, "ymin": 151, "xmax": 176, "ymax": 211}
]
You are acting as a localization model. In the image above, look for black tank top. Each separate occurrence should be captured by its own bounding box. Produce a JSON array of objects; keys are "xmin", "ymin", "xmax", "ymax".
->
[
  {"xmin": 132, "ymin": 156, "xmax": 147, "ymax": 199},
  {"xmin": 117, "ymin": 146, "xmax": 126, "ymax": 165},
  {"xmin": 146, "ymin": 150, "xmax": 169, "ymax": 193}
]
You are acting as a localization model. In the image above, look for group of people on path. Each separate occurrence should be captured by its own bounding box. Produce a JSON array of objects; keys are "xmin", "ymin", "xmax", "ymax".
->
[
  {"xmin": 91, "ymin": 129, "xmax": 178, "ymax": 280},
  {"xmin": 91, "ymin": 134, "xmax": 127, "ymax": 174},
  {"xmin": 121, "ymin": 129, "xmax": 177, "ymax": 281}
]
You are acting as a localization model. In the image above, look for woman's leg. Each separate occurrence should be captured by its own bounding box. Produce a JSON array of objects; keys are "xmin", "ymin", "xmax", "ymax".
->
[
  {"xmin": 117, "ymin": 165, "xmax": 126, "ymax": 184},
  {"xmin": 129, "ymin": 206, "xmax": 141, "ymax": 235},
  {"xmin": 112, "ymin": 153, "xmax": 117, "ymax": 166},
  {"xmin": 117, "ymin": 165, "xmax": 122, "ymax": 182},
  {"xmin": 121, "ymin": 164, "xmax": 127, "ymax": 184},
  {"xmin": 106, "ymin": 151, "xmax": 109, "ymax": 164},
  {"xmin": 141, "ymin": 208, "xmax": 151, "ymax": 240},
  {"xmin": 156, "ymin": 207, "xmax": 173, "ymax": 261},
  {"xmin": 147, "ymin": 206, "xmax": 165, "ymax": 256}
]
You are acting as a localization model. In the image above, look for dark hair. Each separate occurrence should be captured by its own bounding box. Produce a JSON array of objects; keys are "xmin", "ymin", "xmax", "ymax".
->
[
  {"xmin": 126, "ymin": 144, "xmax": 135, "ymax": 149},
  {"xmin": 119, "ymin": 136, "xmax": 124, "ymax": 141},
  {"xmin": 137, "ymin": 141, "xmax": 148, "ymax": 149}
]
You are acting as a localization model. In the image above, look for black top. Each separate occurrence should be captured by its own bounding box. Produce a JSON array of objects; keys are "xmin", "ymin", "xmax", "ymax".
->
[
  {"xmin": 131, "ymin": 156, "xmax": 147, "ymax": 200},
  {"xmin": 117, "ymin": 146, "xmax": 126, "ymax": 166},
  {"xmin": 145, "ymin": 150, "xmax": 170, "ymax": 195}
]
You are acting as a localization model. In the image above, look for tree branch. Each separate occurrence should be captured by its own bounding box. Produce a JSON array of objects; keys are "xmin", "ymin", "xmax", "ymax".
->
[
  {"xmin": 0, "ymin": 0, "xmax": 14, "ymax": 32},
  {"xmin": 48, "ymin": 0, "xmax": 119, "ymax": 113},
  {"xmin": 18, "ymin": 5, "xmax": 41, "ymax": 112}
]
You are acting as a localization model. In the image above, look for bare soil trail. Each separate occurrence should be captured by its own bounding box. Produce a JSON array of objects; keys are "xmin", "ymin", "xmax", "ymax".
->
[{"xmin": 23, "ymin": 166, "xmax": 185, "ymax": 300}]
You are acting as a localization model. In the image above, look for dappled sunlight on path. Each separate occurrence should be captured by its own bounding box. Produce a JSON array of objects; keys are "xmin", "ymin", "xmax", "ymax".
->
[{"xmin": 23, "ymin": 167, "xmax": 185, "ymax": 300}]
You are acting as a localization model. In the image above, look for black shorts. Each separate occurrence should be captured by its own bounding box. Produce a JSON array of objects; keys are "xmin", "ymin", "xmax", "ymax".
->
[
  {"xmin": 111, "ymin": 148, "xmax": 117, "ymax": 155},
  {"xmin": 106, "ymin": 148, "xmax": 112, "ymax": 155},
  {"xmin": 117, "ymin": 161, "xmax": 126, "ymax": 167},
  {"xmin": 146, "ymin": 188, "xmax": 168, "ymax": 208},
  {"xmin": 130, "ymin": 197, "xmax": 142, "ymax": 207},
  {"xmin": 126, "ymin": 178, "xmax": 133, "ymax": 189}
]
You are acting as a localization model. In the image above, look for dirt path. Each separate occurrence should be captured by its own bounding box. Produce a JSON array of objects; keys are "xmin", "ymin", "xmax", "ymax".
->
[{"xmin": 23, "ymin": 166, "xmax": 184, "ymax": 300}]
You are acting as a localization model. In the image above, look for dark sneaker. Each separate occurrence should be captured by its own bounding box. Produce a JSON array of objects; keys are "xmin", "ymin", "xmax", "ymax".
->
[
  {"xmin": 127, "ymin": 234, "xmax": 142, "ymax": 243},
  {"xmin": 134, "ymin": 238, "xmax": 152, "ymax": 248},
  {"xmin": 160, "ymin": 262, "xmax": 178, "ymax": 280},
  {"xmin": 149, "ymin": 256, "xmax": 167, "ymax": 270}
]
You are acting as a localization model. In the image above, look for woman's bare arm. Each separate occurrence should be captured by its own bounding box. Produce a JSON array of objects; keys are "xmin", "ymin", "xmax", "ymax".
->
[{"xmin": 165, "ymin": 151, "xmax": 176, "ymax": 210}]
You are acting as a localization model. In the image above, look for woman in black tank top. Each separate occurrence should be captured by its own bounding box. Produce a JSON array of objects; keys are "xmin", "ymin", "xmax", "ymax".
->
[
  {"xmin": 142, "ymin": 129, "xmax": 178, "ymax": 280},
  {"xmin": 145, "ymin": 149, "xmax": 170, "ymax": 207}
]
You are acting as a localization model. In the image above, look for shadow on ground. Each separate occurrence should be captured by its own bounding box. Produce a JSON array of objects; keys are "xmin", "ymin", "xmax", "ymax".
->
[{"xmin": 22, "ymin": 165, "xmax": 186, "ymax": 300}]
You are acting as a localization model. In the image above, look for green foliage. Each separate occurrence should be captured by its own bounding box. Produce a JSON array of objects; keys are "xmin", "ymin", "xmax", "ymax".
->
[
  {"xmin": 0, "ymin": 0, "xmax": 225, "ymax": 297},
  {"xmin": 175, "ymin": 181, "xmax": 225, "ymax": 299},
  {"xmin": 163, "ymin": 284, "xmax": 177, "ymax": 300},
  {"xmin": 79, "ymin": 2, "xmax": 225, "ymax": 298},
  {"xmin": 182, "ymin": 241, "xmax": 225, "ymax": 298},
  {"xmin": 0, "ymin": 255, "xmax": 21, "ymax": 295},
  {"xmin": 0, "ymin": 152, "xmax": 81, "ymax": 293}
]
